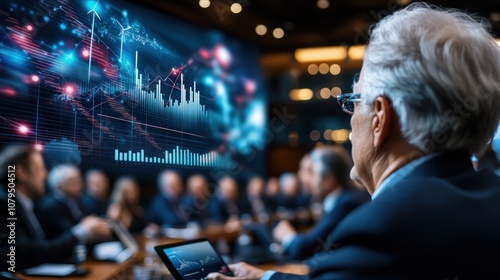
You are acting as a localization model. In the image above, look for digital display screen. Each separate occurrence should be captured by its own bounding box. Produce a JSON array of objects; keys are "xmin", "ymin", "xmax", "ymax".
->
[
  {"xmin": 163, "ymin": 240, "xmax": 232, "ymax": 280},
  {"xmin": 0, "ymin": 0, "xmax": 266, "ymax": 179}
]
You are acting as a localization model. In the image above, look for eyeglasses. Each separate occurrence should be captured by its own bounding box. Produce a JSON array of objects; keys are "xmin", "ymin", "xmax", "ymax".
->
[{"xmin": 337, "ymin": 93, "xmax": 363, "ymax": 115}]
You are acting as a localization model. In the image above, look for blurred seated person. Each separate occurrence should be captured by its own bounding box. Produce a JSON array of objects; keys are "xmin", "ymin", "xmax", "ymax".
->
[
  {"xmin": 0, "ymin": 145, "xmax": 111, "ymax": 270},
  {"xmin": 185, "ymin": 174, "xmax": 216, "ymax": 226},
  {"xmin": 273, "ymin": 146, "xmax": 369, "ymax": 260},
  {"xmin": 210, "ymin": 176, "xmax": 251, "ymax": 223},
  {"xmin": 147, "ymin": 170, "xmax": 190, "ymax": 228},
  {"xmin": 81, "ymin": 169, "xmax": 110, "ymax": 216},
  {"xmin": 107, "ymin": 177, "xmax": 146, "ymax": 233},
  {"xmin": 264, "ymin": 177, "xmax": 280, "ymax": 213},
  {"xmin": 275, "ymin": 173, "xmax": 309, "ymax": 220},
  {"xmin": 297, "ymin": 153, "xmax": 320, "ymax": 222},
  {"xmin": 246, "ymin": 176, "xmax": 270, "ymax": 223},
  {"xmin": 36, "ymin": 164, "xmax": 92, "ymax": 238}
]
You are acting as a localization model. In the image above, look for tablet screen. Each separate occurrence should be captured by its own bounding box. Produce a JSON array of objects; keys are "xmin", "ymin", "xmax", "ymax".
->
[{"xmin": 157, "ymin": 239, "xmax": 233, "ymax": 280}]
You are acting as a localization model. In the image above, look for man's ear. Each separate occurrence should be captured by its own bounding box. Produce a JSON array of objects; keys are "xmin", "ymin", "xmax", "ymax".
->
[{"xmin": 372, "ymin": 96, "xmax": 393, "ymax": 149}]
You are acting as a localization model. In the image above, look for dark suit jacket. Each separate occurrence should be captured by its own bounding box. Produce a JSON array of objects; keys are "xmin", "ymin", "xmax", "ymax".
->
[
  {"xmin": 80, "ymin": 193, "xmax": 107, "ymax": 216},
  {"xmin": 146, "ymin": 194, "xmax": 191, "ymax": 227},
  {"xmin": 0, "ymin": 190, "xmax": 78, "ymax": 271},
  {"xmin": 35, "ymin": 194, "xmax": 83, "ymax": 238},
  {"xmin": 271, "ymin": 152, "xmax": 500, "ymax": 279},
  {"xmin": 209, "ymin": 196, "xmax": 252, "ymax": 223},
  {"xmin": 285, "ymin": 188, "xmax": 369, "ymax": 260}
]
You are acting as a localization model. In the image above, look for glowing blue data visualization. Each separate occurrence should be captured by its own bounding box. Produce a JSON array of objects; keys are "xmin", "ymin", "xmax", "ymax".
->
[{"xmin": 0, "ymin": 0, "xmax": 267, "ymax": 178}]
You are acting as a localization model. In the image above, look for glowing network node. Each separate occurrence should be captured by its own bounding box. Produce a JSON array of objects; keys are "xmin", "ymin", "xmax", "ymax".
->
[
  {"xmin": 82, "ymin": 49, "xmax": 90, "ymax": 57},
  {"xmin": 26, "ymin": 25, "xmax": 33, "ymax": 31},
  {"xmin": 31, "ymin": 75, "xmax": 39, "ymax": 82},
  {"xmin": 19, "ymin": 125, "xmax": 29, "ymax": 134},
  {"xmin": 65, "ymin": 85, "xmax": 75, "ymax": 94},
  {"xmin": 34, "ymin": 144, "xmax": 44, "ymax": 151}
]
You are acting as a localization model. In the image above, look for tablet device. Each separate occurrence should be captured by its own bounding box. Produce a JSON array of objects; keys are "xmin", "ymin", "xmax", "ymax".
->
[{"xmin": 155, "ymin": 238, "xmax": 234, "ymax": 280}]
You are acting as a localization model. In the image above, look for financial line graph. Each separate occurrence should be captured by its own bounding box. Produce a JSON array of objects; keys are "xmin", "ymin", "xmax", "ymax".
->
[{"xmin": 176, "ymin": 255, "xmax": 216, "ymax": 270}]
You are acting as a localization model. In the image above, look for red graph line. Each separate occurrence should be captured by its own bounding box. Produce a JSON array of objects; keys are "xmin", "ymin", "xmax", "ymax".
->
[{"xmin": 97, "ymin": 114, "xmax": 207, "ymax": 139}]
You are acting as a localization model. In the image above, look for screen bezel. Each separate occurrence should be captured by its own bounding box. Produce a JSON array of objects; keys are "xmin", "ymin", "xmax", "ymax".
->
[{"xmin": 154, "ymin": 238, "xmax": 233, "ymax": 280}]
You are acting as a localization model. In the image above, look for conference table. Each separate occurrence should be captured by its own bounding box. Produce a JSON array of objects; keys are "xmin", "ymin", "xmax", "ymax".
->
[{"xmin": 17, "ymin": 224, "xmax": 308, "ymax": 280}]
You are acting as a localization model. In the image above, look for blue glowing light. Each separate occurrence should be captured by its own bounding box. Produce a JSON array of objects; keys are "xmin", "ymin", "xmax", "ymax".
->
[
  {"xmin": 85, "ymin": 1, "xmax": 102, "ymax": 13},
  {"xmin": 43, "ymin": 16, "xmax": 49, "ymax": 22},
  {"xmin": 203, "ymin": 76, "xmax": 214, "ymax": 86},
  {"xmin": 122, "ymin": 10, "xmax": 127, "ymax": 16},
  {"xmin": 58, "ymin": 41, "xmax": 64, "ymax": 46},
  {"xmin": 60, "ymin": 23, "xmax": 67, "ymax": 30}
]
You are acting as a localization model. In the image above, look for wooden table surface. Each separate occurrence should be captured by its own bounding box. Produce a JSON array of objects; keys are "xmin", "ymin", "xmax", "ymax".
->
[{"xmin": 17, "ymin": 224, "xmax": 308, "ymax": 279}]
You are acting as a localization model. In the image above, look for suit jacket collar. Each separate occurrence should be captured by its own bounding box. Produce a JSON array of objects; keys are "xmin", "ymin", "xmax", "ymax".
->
[{"xmin": 407, "ymin": 152, "xmax": 473, "ymax": 179}]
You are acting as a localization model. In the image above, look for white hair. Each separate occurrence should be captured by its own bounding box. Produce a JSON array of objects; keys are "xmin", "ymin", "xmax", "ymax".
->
[
  {"xmin": 357, "ymin": 3, "xmax": 500, "ymax": 155},
  {"xmin": 47, "ymin": 164, "xmax": 80, "ymax": 191}
]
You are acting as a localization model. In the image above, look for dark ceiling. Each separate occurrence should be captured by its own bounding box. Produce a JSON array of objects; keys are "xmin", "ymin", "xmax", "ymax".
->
[{"xmin": 136, "ymin": 0, "xmax": 500, "ymax": 53}]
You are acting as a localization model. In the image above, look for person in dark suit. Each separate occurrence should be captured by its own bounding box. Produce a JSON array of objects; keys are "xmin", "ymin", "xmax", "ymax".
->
[
  {"xmin": 246, "ymin": 176, "xmax": 271, "ymax": 223},
  {"xmin": 184, "ymin": 174, "xmax": 216, "ymax": 226},
  {"xmin": 35, "ymin": 164, "xmax": 89, "ymax": 238},
  {"xmin": 81, "ymin": 169, "xmax": 110, "ymax": 216},
  {"xmin": 0, "ymin": 145, "xmax": 111, "ymax": 271},
  {"xmin": 207, "ymin": 3, "xmax": 500, "ymax": 280},
  {"xmin": 272, "ymin": 146, "xmax": 369, "ymax": 260},
  {"xmin": 147, "ymin": 170, "xmax": 190, "ymax": 228},
  {"xmin": 210, "ymin": 176, "xmax": 251, "ymax": 223}
]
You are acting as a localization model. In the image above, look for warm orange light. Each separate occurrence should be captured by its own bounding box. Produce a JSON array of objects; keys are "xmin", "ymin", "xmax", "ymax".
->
[
  {"xmin": 289, "ymin": 88, "xmax": 313, "ymax": 101},
  {"xmin": 295, "ymin": 46, "xmax": 347, "ymax": 63},
  {"xmin": 347, "ymin": 45, "xmax": 366, "ymax": 61}
]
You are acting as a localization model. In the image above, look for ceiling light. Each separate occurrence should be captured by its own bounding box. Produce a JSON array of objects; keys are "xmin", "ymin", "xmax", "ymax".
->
[
  {"xmin": 347, "ymin": 44, "xmax": 366, "ymax": 61},
  {"xmin": 230, "ymin": 3, "xmax": 242, "ymax": 14},
  {"xmin": 255, "ymin": 24, "xmax": 267, "ymax": 35},
  {"xmin": 295, "ymin": 46, "xmax": 347, "ymax": 63},
  {"xmin": 318, "ymin": 63, "xmax": 329, "ymax": 74},
  {"xmin": 273, "ymin": 28, "xmax": 284, "ymax": 39},
  {"xmin": 490, "ymin": 12, "xmax": 500, "ymax": 22},
  {"xmin": 289, "ymin": 88, "xmax": 313, "ymax": 101},
  {"xmin": 199, "ymin": 0, "xmax": 210, "ymax": 8},
  {"xmin": 310, "ymin": 130, "xmax": 320, "ymax": 141},
  {"xmin": 324, "ymin": 129, "xmax": 333, "ymax": 140},
  {"xmin": 396, "ymin": 0, "xmax": 411, "ymax": 5},
  {"xmin": 331, "ymin": 87, "xmax": 342, "ymax": 97},
  {"xmin": 331, "ymin": 129, "xmax": 350, "ymax": 143},
  {"xmin": 320, "ymin": 88, "xmax": 330, "ymax": 99},
  {"xmin": 330, "ymin": 64, "xmax": 341, "ymax": 75},
  {"xmin": 317, "ymin": 0, "xmax": 330, "ymax": 9},
  {"xmin": 307, "ymin": 64, "xmax": 318, "ymax": 75}
]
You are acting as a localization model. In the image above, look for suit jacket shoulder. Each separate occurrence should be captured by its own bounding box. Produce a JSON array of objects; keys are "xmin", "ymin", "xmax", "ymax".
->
[{"xmin": 304, "ymin": 153, "xmax": 500, "ymax": 279}]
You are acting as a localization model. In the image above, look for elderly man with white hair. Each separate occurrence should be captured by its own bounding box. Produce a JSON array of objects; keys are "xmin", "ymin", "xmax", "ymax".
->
[
  {"xmin": 208, "ymin": 3, "xmax": 500, "ymax": 279},
  {"xmin": 36, "ymin": 164, "xmax": 108, "ymax": 239}
]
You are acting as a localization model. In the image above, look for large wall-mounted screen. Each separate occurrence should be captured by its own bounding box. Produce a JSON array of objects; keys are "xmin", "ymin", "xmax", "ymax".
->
[{"xmin": 0, "ymin": 0, "xmax": 267, "ymax": 179}]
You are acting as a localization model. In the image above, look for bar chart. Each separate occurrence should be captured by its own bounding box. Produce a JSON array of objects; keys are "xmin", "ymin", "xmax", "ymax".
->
[{"xmin": 114, "ymin": 146, "xmax": 229, "ymax": 168}]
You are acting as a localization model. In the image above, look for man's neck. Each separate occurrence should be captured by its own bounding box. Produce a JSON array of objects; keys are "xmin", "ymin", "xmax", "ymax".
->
[{"xmin": 370, "ymin": 144, "xmax": 424, "ymax": 194}]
